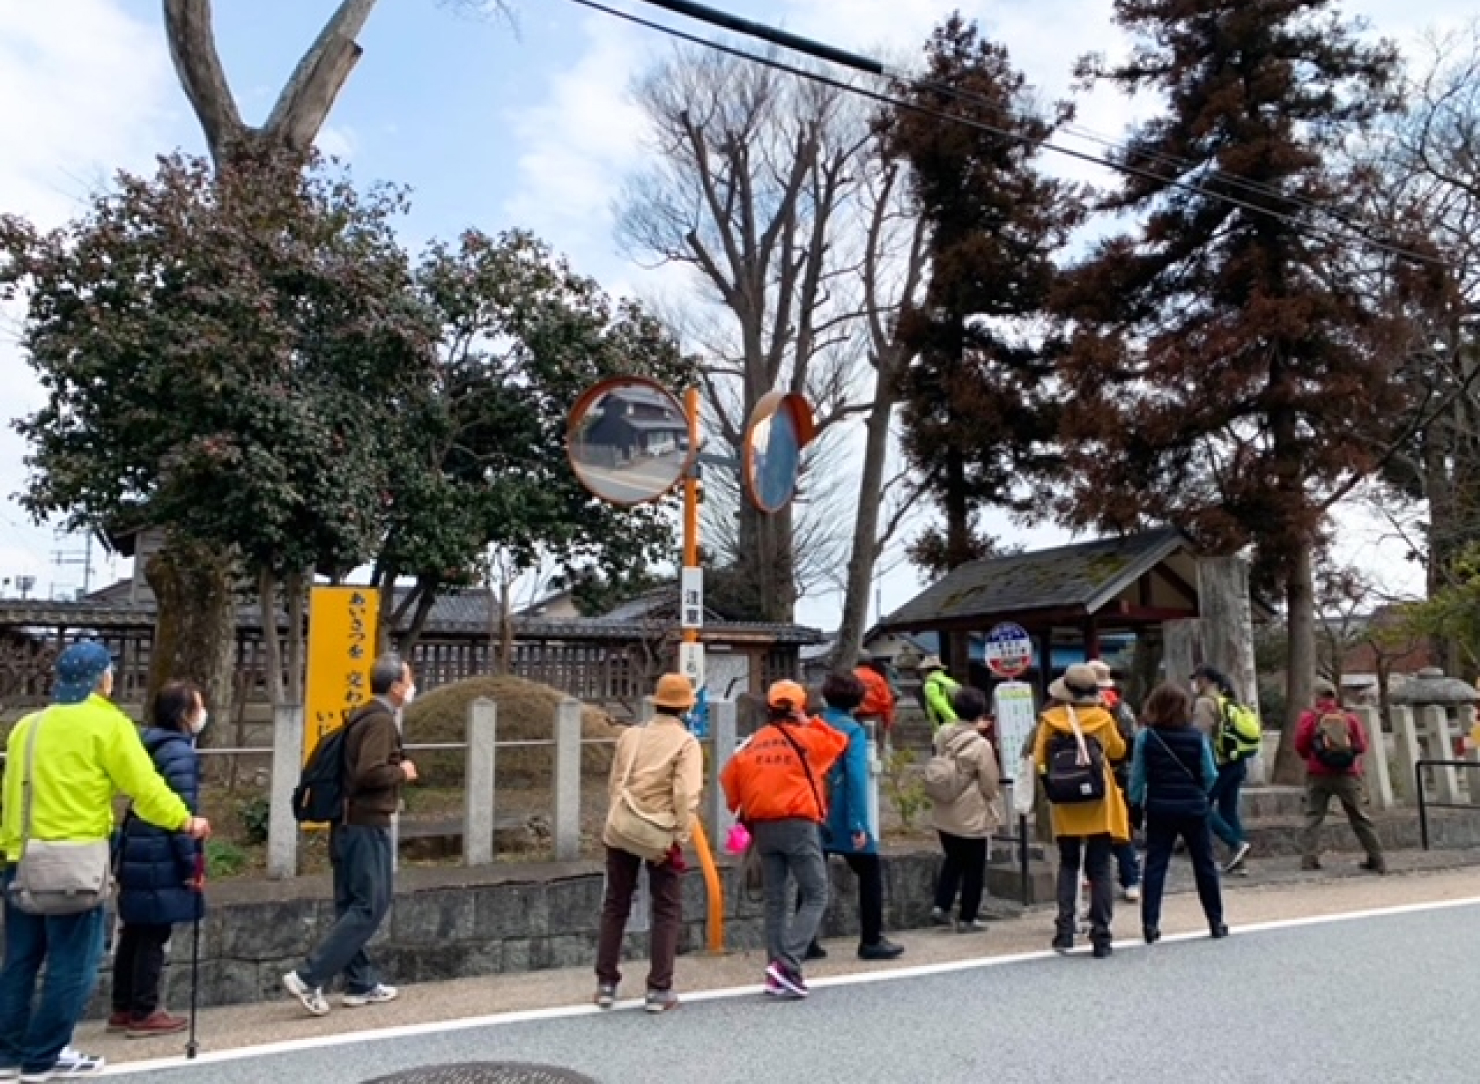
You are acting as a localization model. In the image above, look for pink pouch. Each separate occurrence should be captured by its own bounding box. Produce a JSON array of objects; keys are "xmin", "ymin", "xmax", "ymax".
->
[{"xmin": 724, "ymin": 823, "xmax": 752, "ymax": 855}]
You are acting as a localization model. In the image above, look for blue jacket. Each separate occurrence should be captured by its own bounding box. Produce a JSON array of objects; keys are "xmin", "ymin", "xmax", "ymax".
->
[
  {"xmin": 821, "ymin": 708, "xmax": 875, "ymax": 855},
  {"xmin": 1129, "ymin": 727, "xmax": 1217, "ymax": 820},
  {"xmin": 115, "ymin": 728, "xmax": 203, "ymax": 926}
]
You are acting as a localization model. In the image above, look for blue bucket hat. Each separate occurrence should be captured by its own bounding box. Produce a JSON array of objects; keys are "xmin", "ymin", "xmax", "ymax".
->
[{"xmin": 53, "ymin": 641, "xmax": 114, "ymax": 705}]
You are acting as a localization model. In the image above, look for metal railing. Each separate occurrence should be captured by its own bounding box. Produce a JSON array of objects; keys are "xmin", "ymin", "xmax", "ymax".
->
[{"xmin": 1414, "ymin": 758, "xmax": 1480, "ymax": 850}]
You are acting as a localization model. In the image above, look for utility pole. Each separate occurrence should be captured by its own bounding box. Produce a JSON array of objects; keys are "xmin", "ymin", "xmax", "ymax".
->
[{"xmin": 51, "ymin": 529, "xmax": 95, "ymax": 598}]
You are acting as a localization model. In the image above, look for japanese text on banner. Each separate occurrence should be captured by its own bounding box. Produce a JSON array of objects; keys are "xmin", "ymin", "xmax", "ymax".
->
[{"xmin": 303, "ymin": 586, "xmax": 382, "ymax": 766}]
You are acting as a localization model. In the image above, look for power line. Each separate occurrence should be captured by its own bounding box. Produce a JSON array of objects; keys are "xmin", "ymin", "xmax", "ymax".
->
[{"xmin": 579, "ymin": 0, "xmax": 1449, "ymax": 271}]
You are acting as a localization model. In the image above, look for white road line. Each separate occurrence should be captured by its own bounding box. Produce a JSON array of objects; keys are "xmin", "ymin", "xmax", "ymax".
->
[{"xmin": 103, "ymin": 894, "xmax": 1480, "ymax": 1077}]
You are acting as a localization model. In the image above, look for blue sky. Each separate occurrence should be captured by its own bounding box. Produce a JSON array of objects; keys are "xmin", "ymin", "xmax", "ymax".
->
[{"xmin": 1, "ymin": 0, "xmax": 1467, "ymax": 623}]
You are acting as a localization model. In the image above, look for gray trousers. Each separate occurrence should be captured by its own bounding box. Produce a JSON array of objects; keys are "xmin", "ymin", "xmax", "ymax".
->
[
  {"xmin": 753, "ymin": 819, "xmax": 829, "ymax": 972},
  {"xmin": 300, "ymin": 824, "xmax": 393, "ymax": 993}
]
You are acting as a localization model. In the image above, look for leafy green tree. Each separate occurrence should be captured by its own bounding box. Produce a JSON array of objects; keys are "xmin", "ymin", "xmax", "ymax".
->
[
  {"xmin": 2, "ymin": 152, "xmax": 436, "ymax": 707},
  {"xmin": 376, "ymin": 230, "xmax": 692, "ymax": 653}
]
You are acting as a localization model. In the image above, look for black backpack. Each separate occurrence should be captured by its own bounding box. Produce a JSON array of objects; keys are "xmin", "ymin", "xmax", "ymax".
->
[
  {"xmin": 1044, "ymin": 723, "xmax": 1107, "ymax": 805},
  {"xmin": 292, "ymin": 713, "xmax": 368, "ymax": 824}
]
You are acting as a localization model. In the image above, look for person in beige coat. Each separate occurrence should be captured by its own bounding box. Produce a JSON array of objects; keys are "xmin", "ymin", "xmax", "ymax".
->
[
  {"xmin": 595, "ymin": 673, "xmax": 703, "ymax": 1013},
  {"xmin": 929, "ymin": 687, "xmax": 1002, "ymax": 932}
]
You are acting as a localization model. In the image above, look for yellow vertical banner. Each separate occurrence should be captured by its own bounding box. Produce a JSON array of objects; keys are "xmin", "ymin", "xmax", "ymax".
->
[{"xmin": 302, "ymin": 586, "xmax": 381, "ymax": 766}]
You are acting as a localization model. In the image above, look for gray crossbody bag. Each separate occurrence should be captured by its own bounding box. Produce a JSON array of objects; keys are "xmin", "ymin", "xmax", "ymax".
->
[{"xmin": 7, "ymin": 711, "xmax": 115, "ymax": 915}]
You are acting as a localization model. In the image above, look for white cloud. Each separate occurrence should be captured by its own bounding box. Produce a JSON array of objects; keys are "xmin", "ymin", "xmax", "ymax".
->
[
  {"xmin": 315, "ymin": 123, "xmax": 359, "ymax": 162},
  {"xmin": 0, "ymin": 0, "xmax": 175, "ymax": 599}
]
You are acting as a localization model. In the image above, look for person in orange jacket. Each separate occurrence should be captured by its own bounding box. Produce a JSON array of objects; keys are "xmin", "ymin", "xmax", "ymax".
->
[{"xmin": 721, "ymin": 680, "xmax": 847, "ymax": 1000}]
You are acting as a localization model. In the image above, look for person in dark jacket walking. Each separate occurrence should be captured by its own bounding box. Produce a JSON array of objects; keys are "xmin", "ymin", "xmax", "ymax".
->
[
  {"xmin": 109, "ymin": 681, "xmax": 208, "ymax": 1038},
  {"xmin": 1129, "ymin": 684, "xmax": 1227, "ymax": 945},
  {"xmin": 283, "ymin": 655, "xmax": 418, "ymax": 1017}
]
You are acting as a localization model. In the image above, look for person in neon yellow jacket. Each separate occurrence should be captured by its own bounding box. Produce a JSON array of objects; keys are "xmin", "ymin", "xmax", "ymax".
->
[
  {"xmin": 0, "ymin": 641, "xmax": 212, "ymax": 1079},
  {"xmin": 919, "ymin": 656, "xmax": 961, "ymax": 731}
]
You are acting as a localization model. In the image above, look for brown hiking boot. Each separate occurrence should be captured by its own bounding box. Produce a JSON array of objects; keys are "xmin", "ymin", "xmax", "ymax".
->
[
  {"xmin": 106, "ymin": 1011, "xmax": 130, "ymax": 1033},
  {"xmin": 125, "ymin": 1010, "xmax": 188, "ymax": 1038}
]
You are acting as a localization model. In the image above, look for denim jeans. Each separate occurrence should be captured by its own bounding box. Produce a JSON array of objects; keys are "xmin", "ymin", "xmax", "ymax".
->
[
  {"xmin": 298, "ymin": 824, "xmax": 393, "ymax": 993},
  {"xmin": 0, "ymin": 872, "xmax": 108, "ymax": 1075},
  {"xmin": 1112, "ymin": 840, "xmax": 1141, "ymax": 888},
  {"xmin": 1208, "ymin": 759, "xmax": 1248, "ymax": 849}
]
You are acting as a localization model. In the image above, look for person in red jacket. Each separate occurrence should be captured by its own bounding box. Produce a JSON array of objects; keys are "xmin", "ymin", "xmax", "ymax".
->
[
  {"xmin": 853, "ymin": 654, "xmax": 897, "ymax": 748},
  {"xmin": 1294, "ymin": 679, "xmax": 1385, "ymax": 873},
  {"xmin": 721, "ymin": 680, "xmax": 847, "ymax": 1000}
]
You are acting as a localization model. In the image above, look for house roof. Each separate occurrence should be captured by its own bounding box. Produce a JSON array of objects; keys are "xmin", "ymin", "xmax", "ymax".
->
[
  {"xmin": 1, "ymin": 581, "xmax": 823, "ymax": 646},
  {"xmin": 878, "ymin": 529, "xmax": 1196, "ymax": 633}
]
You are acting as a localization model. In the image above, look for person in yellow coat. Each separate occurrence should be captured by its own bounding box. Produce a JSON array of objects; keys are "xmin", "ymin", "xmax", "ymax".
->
[{"xmin": 1033, "ymin": 663, "xmax": 1128, "ymax": 959}]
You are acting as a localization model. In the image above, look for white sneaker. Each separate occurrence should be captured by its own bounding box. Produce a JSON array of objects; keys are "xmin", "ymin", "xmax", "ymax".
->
[
  {"xmin": 1224, "ymin": 841, "xmax": 1252, "ymax": 873},
  {"xmin": 1124, "ymin": 885, "xmax": 1142, "ymax": 902},
  {"xmin": 342, "ymin": 984, "xmax": 398, "ymax": 1007},
  {"xmin": 282, "ymin": 971, "xmax": 330, "ymax": 1017}
]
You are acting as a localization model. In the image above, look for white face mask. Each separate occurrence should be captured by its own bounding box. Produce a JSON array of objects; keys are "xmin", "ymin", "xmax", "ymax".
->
[
  {"xmin": 402, "ymin": 685, "xmax": 417, "ymax": 706},
  {"xmin": 190, "ymin": 709, "xmax": 209, "ymax": 736}
]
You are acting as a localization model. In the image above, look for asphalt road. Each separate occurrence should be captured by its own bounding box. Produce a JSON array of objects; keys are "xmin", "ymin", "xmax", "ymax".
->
[{"xmin": 128, "ymin": 901, "xmax": 1475, "ymax": 1084}]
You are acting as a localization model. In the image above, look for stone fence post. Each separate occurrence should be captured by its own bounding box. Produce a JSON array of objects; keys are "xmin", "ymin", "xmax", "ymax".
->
[
  {"xmin": 464, "ymin": 697, "xmax": 497, "ymax": 866},
  {"xmin": 706, "ymin": 698, "xmax": 737, "ymax": 844},
  {"xmin": 553, "ymin": 698, "xmax": 583, "ymax": 861},
  {"xmin": 1354, "ymin": 705, "xmax": 1394, "ymax": 811},
  {"xmin": 267, "ymin": 704, "xmax": 303, "ymax": 880}
]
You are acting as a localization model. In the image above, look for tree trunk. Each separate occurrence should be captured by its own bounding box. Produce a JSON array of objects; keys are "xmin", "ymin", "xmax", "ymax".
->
[
  {"xmin": 145, "ymin": 537, "xmax": 237, "ymax": 742},
  {"xmin": 285, "ymin": 570, "xmax": 306, "ymax": 704},
  {"xmin": 1274, "ymin": 540, "xmax": 1317, "ymax": 785},
  {"xmin": 833, "ymin": 378, "xmax": 897, "ymax": 667},
  {"xmin": 398, "ymin": 586, "xmax": 437, "ymax": 661},
  {"xmin": 257, "ymin": 567, "xmax": 285, "ymax": 709}
]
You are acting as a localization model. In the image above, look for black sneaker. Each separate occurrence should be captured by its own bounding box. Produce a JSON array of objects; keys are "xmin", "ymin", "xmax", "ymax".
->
[
  {"xmin": 1092, "ymin": 942, "xmax": 1114, "ymax": 959},
  {"xmin": 1051, "ymin": 933, "xmax": 1073, "ymax": 955},
  {"xmin": 858, "ymin": 938, "xmax": 904, "ymax": 961},
  {"xmin": 804, "ymin": 942, "xmax": 828, "ymax": 961},
  {"xmin": 1359, "ymin": 858, "xmax": 1387, "ymax": 875},
  {"xmin": 1210, "ymin": 923, "xmax": 1230, "ymax": 939},
  {"xmin": 1143, "ymin": 926, "xmax": 1161, "ymax": 945}
]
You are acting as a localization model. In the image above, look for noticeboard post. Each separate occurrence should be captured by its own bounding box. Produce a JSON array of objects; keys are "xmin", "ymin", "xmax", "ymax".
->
[{"xmin": 302, "ymin": 586, "xmax": 381, "ymax": 765}]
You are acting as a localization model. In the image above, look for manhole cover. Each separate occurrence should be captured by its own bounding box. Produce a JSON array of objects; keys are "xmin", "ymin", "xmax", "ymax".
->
[{"xmin": 362, "ymin": 1065, "xmax": 598, "ymax": 1084}]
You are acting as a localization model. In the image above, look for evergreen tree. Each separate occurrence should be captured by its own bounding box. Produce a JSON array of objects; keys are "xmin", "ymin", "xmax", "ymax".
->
[
  {"xmin": 888, "ymin": 16, "xmax": 1080, "ymax": 584},
  {"xmin": 1054, "ymin": 0, "xmax": 1409, "ymax": 778}
]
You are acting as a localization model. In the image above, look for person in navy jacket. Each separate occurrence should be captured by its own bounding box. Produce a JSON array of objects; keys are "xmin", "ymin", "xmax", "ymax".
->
[
  {"xmin": 1129, "ymin": 683, "xmax": 1227, "ymax": 946},
  {"xmin": 109, "ymin": 681, "xmax": 206, "ymax": 1038},
  {"xmin": 806, "ymin": 672, "xmax": 903, "ymax": 962}
]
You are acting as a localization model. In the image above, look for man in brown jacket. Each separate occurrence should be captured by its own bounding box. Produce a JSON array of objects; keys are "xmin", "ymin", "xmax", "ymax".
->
[{"xmin": 284, "ymin": 655, "xmax": 418, "ymax": 1017}]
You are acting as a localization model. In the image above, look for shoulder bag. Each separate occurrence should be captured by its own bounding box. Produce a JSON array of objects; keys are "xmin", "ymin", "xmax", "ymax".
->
[
  {"xmin": 7, "ymin": 711, "xmax": 116, "ymax": 915},
  {"xmin": 604, "ymin": 728, "xmax": 680, "ymax": 862}
]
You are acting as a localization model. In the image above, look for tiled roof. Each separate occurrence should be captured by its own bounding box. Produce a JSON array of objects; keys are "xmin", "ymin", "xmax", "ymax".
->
[
  {"xmin": 880, "ymin": 529, "xmax": 1191, "ymax": 631},
  {"xmin": 2, "ymin": 583, "xmax": 823, "ymax": 645}
]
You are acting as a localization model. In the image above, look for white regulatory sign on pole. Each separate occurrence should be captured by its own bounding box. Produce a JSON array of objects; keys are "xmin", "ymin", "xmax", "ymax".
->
[
  {"xmin": 678, "ymin": 642, "xmax": 705, "ymax": 688},
  {"xmin": 680, "ymin": 566, "xmax": 704, "ymax": 629},
  {"xmin": 984, "ymin": 622, "xmax": 1034, "ymax": 679},
  {"xmin": 993, "ymin": 682, "xmax": 1038, "ymax": 784}
]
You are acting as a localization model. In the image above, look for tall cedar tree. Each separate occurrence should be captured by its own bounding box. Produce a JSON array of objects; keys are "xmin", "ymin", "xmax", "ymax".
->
[
  {"xmin": 1055, "ymin": 0, "xmax": 1407, "ymax": 780},
  {"xmin": 888, "ymin": 17, "xmax": 1080, "ymax": 671}
]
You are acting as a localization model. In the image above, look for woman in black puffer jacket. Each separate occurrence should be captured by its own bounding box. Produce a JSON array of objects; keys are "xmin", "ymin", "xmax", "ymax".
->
[{"xmin": 110, "ymin": 680, "xmax": 206, "ymax": 1038}]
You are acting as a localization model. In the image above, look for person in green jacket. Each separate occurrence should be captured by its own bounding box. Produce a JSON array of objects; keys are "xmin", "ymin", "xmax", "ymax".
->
[
  {"xmin": 920, "ymin": 656, "xmax": 961, "ymax": 732},
  {"xmin": 0, "ymin": 641, "xmax": 212, "ymax": 1081}
]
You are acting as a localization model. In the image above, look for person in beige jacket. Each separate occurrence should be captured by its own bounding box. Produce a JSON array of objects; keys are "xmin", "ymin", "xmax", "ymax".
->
[
  {"xmin": 595, "ymin": 673, "xmax": 703, "ymax": 1014},
  {"xmin": 930, "ymin": 687, "xmax": 1002, "ymax": 932}
]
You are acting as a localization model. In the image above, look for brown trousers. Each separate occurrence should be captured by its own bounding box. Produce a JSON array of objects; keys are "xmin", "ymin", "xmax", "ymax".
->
[
  {"xmin": 595, "ymin": 846, "xmax": 683, "ymax": 992},
  {"xmin": 1302, "ymin": 773, "xmax": 1383, "ymax": 864}
]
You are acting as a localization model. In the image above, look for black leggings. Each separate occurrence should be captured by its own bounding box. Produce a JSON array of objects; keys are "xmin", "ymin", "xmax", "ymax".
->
[{"xmin": 112, "ymin": 922, "xmax": 173, "ymax": 1018}]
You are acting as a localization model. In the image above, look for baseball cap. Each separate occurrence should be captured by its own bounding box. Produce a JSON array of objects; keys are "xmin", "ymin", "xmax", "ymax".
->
[
  {"xmin": 53, "ymin": 641, "xmax": 114, "ymax": 705},
  {"xmin": 766, "ymin": 680, "xmax": 808, "ymax": 711}
]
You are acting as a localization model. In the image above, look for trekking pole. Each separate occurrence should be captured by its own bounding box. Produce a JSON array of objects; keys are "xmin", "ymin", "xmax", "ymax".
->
[{"xmin": 186, "ymin": 846, "xmax": 205, "ymax": 1060}]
